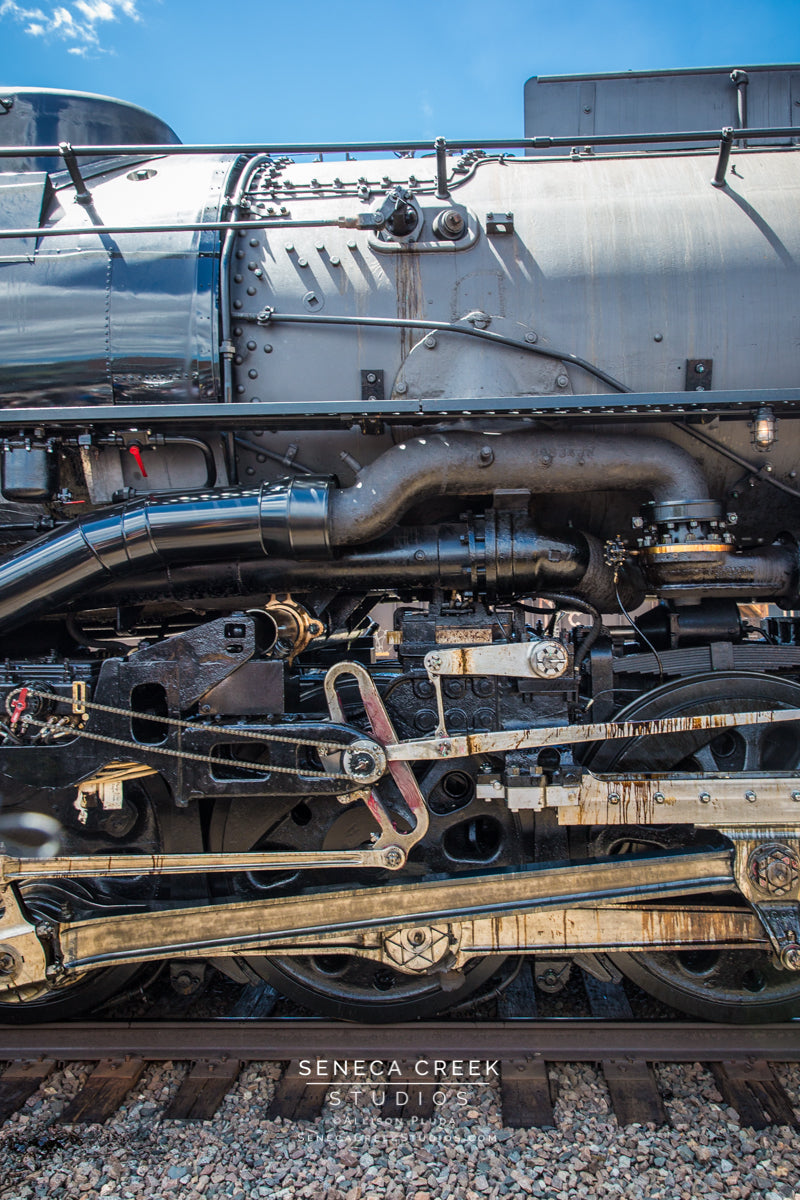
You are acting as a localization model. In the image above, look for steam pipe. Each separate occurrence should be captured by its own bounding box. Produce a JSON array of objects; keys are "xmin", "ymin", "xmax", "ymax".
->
[
  {"xmin": 328, "ymin": 432, "xmax": 711, "ymax": 546},
  {"xmin": 84, "ymin": 517, "xmax": 639, "ymax": 612},
  {"xmin": 0, "ymin": 431, "xmax": 723, "ymax": 633}
]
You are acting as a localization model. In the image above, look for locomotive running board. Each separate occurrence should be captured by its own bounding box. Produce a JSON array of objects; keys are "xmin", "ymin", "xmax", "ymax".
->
[{"xmin": 0, "ymin": 848, "xmax": 745, "ymax": 994}]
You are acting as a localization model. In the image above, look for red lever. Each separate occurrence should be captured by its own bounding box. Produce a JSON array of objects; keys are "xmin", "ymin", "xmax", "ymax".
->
[
  {"xmin": 9, "ymin": 687, "xmax": 28, "ymax": 730},
  {"xmin": 128, "ymin": 445, "xmax": 148, "ymax": 477}
]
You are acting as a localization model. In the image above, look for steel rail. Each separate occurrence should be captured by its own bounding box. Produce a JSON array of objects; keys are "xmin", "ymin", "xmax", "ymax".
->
[
  {"xmin": 0, "ymin": 1020, "xmax": 798, "ymax": 1061},
  {"xmin": 0, "ymin": 126, "xmax": 796, "ymax": 158}
]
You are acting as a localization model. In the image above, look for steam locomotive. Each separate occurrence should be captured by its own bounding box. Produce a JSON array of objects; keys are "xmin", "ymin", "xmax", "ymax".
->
[{"xmin": 0, "ymin": 65, "xmax": 799, "ymax": 1023}]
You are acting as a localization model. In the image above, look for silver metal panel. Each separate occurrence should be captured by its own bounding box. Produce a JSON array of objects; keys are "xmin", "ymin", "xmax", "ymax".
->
[
  {"xmin": 0, "ymin": 153, "xmax": 228, "ymax": 406},
  {"xmin": 524, "ymin": 65, "xmax": 800, "ymax": 149},
  {"xmin": 230, "ymin": 148, "xmax": 800, "ymax": 410},
  {"xmin": 0, "ymin": 172, "xmax": 53, "ymax": 261}
]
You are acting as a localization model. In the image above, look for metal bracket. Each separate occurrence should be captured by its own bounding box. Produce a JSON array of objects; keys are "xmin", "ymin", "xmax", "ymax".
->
[
  {"xmin": 324, "ymin": 660, "xmax": 430, "ymax": 860},
  {"xmin": 730, "ymin": 832, "xmax": 800, "ymax": 968},
  {"xmin": 486, "ymin": 212, "xmax": 514, "ymax": 235},
  {"xmin": 360, "ymin": 369, "xmax": 384, "ymax": 404},
  {"xmin": 686, "ymin": 358, "xmax": 713, "ymax": 391}
]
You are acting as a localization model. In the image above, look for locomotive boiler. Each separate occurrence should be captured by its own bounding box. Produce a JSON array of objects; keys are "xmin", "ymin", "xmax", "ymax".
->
[{"xmin": 0, "ymin": 65, "xmax": 798, "ymax": 1022}]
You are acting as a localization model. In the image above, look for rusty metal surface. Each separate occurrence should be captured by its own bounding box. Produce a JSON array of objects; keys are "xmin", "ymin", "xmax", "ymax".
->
[{"xmin": 1, "ymin": 1020, "xmax": 798, "ymax": 1062}]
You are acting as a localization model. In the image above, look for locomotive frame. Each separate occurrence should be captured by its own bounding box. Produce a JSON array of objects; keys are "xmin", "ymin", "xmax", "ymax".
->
[{"xmin": 0, "ymin": 66, "xmax": 799, "ymax": 1022}]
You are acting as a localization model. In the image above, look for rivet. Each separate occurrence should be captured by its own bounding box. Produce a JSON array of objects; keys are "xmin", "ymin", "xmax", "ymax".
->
[
  {"xmin": 248, "ymin": 369, "xmax": 258, "ymax": 379},
  {"xmin": 654, "ymin": 332, "xmax": 663, "ymax": 342},
  {"xmin": 234, "ymin": 355, "xmax": 243, "ymax": 365},
  {"xmin": 235, "ymin": 249, "xmax": 245, "ymax": 259},
  {"xmin": 249, "ymin": 237, "xmax": 259, "ymax": 247},
  {"xmin": 246, "ymin": 285, "xmax": 257, "ymax": 295},
  {"xmin": 247, "ymin": 340, "xmax": 257, "ymax": 351},
  {"xmin": 264, "ymin": 344, "xmax": 273, "ymax": 353},
  {"xmin": 234, "ymin": 274, "xmax": 243, "ymax": 283},
  {"xmin": 236, "ymin": 385, "xmax": 246, "ymax": 394},
  {"xmin": 233, "ymin": 299, "xmax": 242, "ymax": 309}
]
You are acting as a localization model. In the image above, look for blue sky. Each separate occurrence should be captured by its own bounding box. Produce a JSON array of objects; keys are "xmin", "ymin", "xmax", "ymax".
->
[{"xmin": 1, "ymin": 0, "xmax": 799, "ymax": 143}]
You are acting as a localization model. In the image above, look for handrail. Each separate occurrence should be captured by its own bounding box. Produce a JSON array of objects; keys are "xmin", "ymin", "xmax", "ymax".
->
[{"xmin": 0, "ymin": 126, "xmax": 797, "ymax": 159}]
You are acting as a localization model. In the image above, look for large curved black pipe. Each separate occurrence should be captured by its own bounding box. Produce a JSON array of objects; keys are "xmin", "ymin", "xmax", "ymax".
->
[
  {"xmin": 328, "ymin": 432, "xmax": 712, "ymax": 545},
  {"xmin": 0, "ymin": 431, "xmax": 733, "ymax": 633}
]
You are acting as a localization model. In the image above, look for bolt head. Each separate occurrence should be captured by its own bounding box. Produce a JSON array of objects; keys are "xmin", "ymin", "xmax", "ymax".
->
[
  {"xmin": 608, "ymin": 793, "xmax": 620, "ymax": 805},
  {"xmin": 749, "ymin": 843, "xmax": 800, "ymax": 897},
  {"xmin": 699, "ymin": 791, "xmax": 711, "ymax": 804},
  {"xmin": 782, "ymin": 945, "xmax": 800, "ymax": 970}
]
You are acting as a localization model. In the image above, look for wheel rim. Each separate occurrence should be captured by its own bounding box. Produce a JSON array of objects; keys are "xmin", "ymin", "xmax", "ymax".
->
[
  {"xmin": 209, "ymin": 759, "xmax": 523, "ymax": 1021},
  {"xmin": 0, "ymin": 774, "xmax": 169, "ymax": 1022},
  {"xmin": 586, "ymin": 671, "xmax": 800, "ymax": 1023}
]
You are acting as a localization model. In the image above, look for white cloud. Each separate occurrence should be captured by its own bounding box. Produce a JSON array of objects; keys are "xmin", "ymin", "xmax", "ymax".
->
[{"xmin": 1, "ymin": 0, "xmax": 138, "ymax": 52}]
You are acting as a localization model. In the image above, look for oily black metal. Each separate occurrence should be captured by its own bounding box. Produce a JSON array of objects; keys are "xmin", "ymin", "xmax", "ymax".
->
[
  {"xmin": 85, "ymin": 514, "xmax": 601, "ymax": 610},
  {"xmin": 0, "ymin": 618, "xmax": 364, "ymax": 802}
]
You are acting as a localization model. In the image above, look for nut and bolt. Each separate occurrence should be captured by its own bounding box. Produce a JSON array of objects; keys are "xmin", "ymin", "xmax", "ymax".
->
[
  {"xmin": 0, "ymin": 951, "xmax": 15, "ymax": 976},
  {"xmin": 436, "ymin": 740, "xmax": 453, "ymax": 757},
  {"xmin": 699, "ymin": 791, "xmax": 711, "ymax": 804},
  {"xmin": 748, "ymin": 843, "xmax": 800, "ymax": 897},
  {"xmin": 427, "ymin": 653, "xmax": 442, "ymax": 671},
  {"xmin": 653, "ymin": 791, "xmax": 665, "ymax": 805},
  {"xmin": 782, "ymin": 945, "xmax": 800, "ymax": 970},
  {"xmin": 384, "ymin": 847, "xmax": 404, "ymax": 868},
  {"xmin": 525, "ymin": 331, "xmax": 538, "ymax": 344},
  {"xmin": 745, "ymin": 790, "xmax": 757, "ymax": 803},
  {"xmin": 556, "ymin": 374, "xmax": 569, "ymax": 388},
  {"xmin": 365, "ymin": 372, "xmax": 377, "ymax": 384},
  {"xmin": 479, "ymin": 445, "xmax": 494, "ymax": 465},
  {"xmin": 792, "ymin": 791, "xmax": 800, "ymax": 802},
  {"xmin": 424, "ymin": 335, "xmax": 437, "ymax": 349},
  {"xmin": 608, "ymin": 792, "xmax": 620, "ymax": 805}
]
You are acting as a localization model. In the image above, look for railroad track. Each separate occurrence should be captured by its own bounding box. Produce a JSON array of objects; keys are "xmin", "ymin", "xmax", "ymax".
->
[{"xmin": 1, "ymin": 1015, "xmax": 799, "ymax": 1131}]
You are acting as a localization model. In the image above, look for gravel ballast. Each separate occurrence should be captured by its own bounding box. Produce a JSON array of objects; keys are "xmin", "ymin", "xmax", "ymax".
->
[{"xmin": 1, "ymin": 1059, "xmax": 799, "ymax": 1199}]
